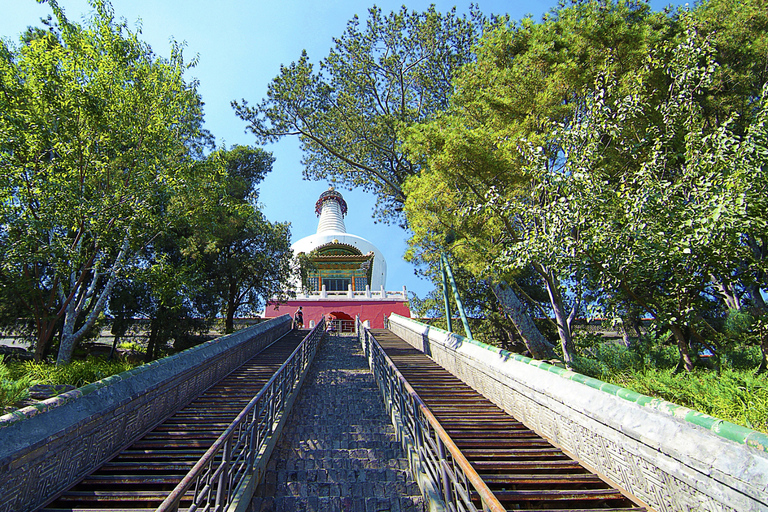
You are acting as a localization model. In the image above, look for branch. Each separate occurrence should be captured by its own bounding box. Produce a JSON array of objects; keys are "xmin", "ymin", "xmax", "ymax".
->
[
  {"xmin": 71, "ymin": 237, "xmax": 131, "ymax": 343},
  {"xmin": 293, "ymin": 116, "xmax": 407, "ymax": 204}
]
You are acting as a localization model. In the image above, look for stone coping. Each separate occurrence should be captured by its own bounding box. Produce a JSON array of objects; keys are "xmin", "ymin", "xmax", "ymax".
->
[
  {"xmin": 0, "ymin": 316, "xmax": 290, "ymax": 429},
  {"xmin": 388, "ymin": 313, "xmax": 768, "ymax": 453}
]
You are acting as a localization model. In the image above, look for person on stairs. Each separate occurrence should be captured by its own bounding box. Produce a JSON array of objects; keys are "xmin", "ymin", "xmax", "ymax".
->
[
  {"xmin": 293, "ymin": 307, "xmax": 304, "ymax": 330},
  {"xmin": 325, "ymin": 312, "xmax": 336, "ymax": 334}
]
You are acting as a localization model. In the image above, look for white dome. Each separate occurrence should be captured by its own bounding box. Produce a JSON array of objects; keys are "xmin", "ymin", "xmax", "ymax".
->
[
  {"xmin": 291, "ymin": 188, "xmax": 387, "ymax": 290},
  {"xmin": 292, "ymin": 233, "xmax": 387, "ymax": 290}
]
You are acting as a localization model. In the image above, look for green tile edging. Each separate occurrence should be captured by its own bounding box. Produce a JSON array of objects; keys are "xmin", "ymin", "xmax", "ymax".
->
[
  {"xmin": 390, "ymin": 314, "xmax": 768, "ymax": 453},
  {"xmin": 0, "ymin": 316, "xmax": 290, "ymax": 429}
]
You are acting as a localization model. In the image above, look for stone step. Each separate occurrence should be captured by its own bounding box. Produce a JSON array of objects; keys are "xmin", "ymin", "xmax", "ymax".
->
[
  {"xmin": 273, "ymin": 468, "xmax": 414, "ymax": 484},
  {"xmin": 249, "ymin": 334, "xmax": 424, "ymax": 512},
  {"xmin": 279, "ymin": 437, "xmax": 400, "ymax": 449},
  {"xmin": 251, "ymin": 495, "xmax": 424, "ymax": 512}
]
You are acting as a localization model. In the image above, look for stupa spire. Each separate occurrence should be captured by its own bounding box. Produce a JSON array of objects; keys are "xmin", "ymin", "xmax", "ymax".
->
[{"xmin": 315, "ymin": 187, "xmax": 347, "ymax": 234}]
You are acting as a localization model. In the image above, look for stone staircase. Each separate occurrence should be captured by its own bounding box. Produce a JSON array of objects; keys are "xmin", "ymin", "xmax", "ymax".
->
[{"xmin": 249, "ymin": 334, "xmax": 424, "ymax": 512}]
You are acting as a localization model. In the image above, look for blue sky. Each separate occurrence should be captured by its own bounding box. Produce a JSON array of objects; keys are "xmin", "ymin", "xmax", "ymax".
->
[{"xmin": 1, "ymin": 0, "xmax": 680, "ymax": 299}]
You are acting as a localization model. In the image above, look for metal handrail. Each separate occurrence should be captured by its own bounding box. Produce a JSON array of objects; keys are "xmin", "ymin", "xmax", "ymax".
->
[
  {"xmin": 357, "ymin": 317, "xmax": 505, "ymax": 512},
  {"xmin": 326, "ymin": 319, "xmax": 355, "ymax": 334},
  {"xmin": 157, "ymin": 320, "xmax": 325, "ymax": 512}
]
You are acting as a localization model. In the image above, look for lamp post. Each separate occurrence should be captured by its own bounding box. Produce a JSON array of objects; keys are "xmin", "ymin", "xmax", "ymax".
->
[{"xmin": 440, "ymin": 251, "xmax": 473, "ymax": 340}]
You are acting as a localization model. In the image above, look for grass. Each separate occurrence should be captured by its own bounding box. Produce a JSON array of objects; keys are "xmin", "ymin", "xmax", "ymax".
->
[
  {"xmin": 8, "ymin": 357, "xmax": 139, "ymax": 388},
  {"xmin": 0, "ymin": 356, "xmax": 141, "ymax": 412},
  {"xmin": 611, "ymin": 368, "xmax": 768, "ymax": 433},
  {"xmin": 0, "ymin": 356, "xmax": 34, "ymax": 410},
  {"xmin": 569, "ymin": 335, "xmax": 768, "ymax": 434}
]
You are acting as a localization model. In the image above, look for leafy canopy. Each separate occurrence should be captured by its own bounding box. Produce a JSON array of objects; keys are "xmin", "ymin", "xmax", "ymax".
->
[{"xmin": 234, "ymin": 5, "xmax": 483, "ymax": 223}]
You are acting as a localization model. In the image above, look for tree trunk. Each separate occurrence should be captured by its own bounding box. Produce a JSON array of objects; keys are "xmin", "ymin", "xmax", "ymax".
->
[
  {"xmin": 34, "ymin": 319, "xmax": 58, "ymax": 361},
  {"xmin": 539, "ymin": 269, "xmax": 575, "ymax": 367},
  {"xmin": 621, "ymin": 327, "xmax": 631, "ymax": 348},
  {"xmin": 56, "ymin": 237, "xmax": 130, "ymax": 366},
  {"xmin": 630, "ymin": 311, "xmax": 643, "ymax": 341},
  {"xmin": 225, "ymin": 281, "xmax": 238, "ymax": 334},
  {"xmin": 225, "ymin": 310, "xmax": 236, "ymax": 335},
  {"xmin": 144, "ymin": 316, "xmax": 161, "ymax": 363},
  {"xmin": 750, "ymin": 284, "xmax": 768, "ymax": 374},
  {"xmin": 491, "ymin": 282, "xmax": 557, "ymax": 361},
  {"xmin": 711, "ymin": 275, "xmax": 742, "ymax": 310},
  {"xmin": 669, "ymin": 324, "xmax": 695, "ymax": 372},
  {"xmin": 57, "ymin": 297, "xmax": 80, "ymax": 366},
  {"xmin": 108, "ymin": 333, "xmax": 121, "ymax": 361},
  {"xmin": 757, "ymin": 331, "xmax": 768, "ymax": 375}
]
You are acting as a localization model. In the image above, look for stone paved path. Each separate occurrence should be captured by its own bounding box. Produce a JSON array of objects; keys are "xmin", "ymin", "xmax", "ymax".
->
[{"xmin": 249, "ymin": 334, "xmax": 424, "ymax": 512}]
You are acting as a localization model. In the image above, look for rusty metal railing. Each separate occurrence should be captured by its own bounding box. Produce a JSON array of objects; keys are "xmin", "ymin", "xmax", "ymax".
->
[
  {"xmin": 357, "ymin": 318, "xmax": 505, "ymax": 512},
  {"xmin": 157, "ymin": 320, "xmax": 325, "ymax": 512}
]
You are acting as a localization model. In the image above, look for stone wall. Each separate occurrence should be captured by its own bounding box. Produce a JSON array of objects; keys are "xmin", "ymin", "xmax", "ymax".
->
[
  {"xmin": 0, "ymin": 315, "xmax": 291, "ymax": 512},
  {"xmin": 387, "ymin": 314, "xmax": 768, "ymax": 512}
]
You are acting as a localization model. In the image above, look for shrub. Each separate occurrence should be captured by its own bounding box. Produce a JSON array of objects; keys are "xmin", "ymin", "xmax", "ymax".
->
[
  {"xmin": 644, "ymin": 344, "xmax": 679, "ymax": 370},
  {"xmin": 0, "ymin": 356, "xmax": 34, "ymax": 410},
  {"xmin": 595, "ymin": 343, "xmax": 643, "ymax": 374},
  {"xmin": 613, "ymin": 368, "xmax": 768, "ymax": 433},
  {"xmin": 15, "ymin": 357, "xmax": 138, "ymax": 388},
  {"xmin": 722, "ymin": 344, "xmax": 762, "ymax": 370},
  {"xmin": 572, "ymin": 330, "xmax": 606, "ymax": 357},
  {"xmin": 117, "ymin": 341, "xmax": 144, "ymax": 352},
  {"xmin": 571, "ymin": 356, "xmax": 609, "ymax": 379}
]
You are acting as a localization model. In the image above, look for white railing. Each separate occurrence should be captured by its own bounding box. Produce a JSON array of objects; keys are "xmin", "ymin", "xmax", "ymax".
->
[
  {"xmin": 294, "ymin": 286, "xmax": 408, "ymax": 301},
  {"xmin": 157, "ymin": 319, "xmax": 325, "ymax": 512},
  {"xmin": 357, "ymin": 317, "xmax": 504, "ymax": 512}
]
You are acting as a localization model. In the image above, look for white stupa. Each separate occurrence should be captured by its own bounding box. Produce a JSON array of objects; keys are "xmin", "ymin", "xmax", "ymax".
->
[
  {"xmin": 291, "ymin": 187, "xmax": 387, "ymax": 290},
  {"xmin": 264, "ymin": 187, "xmax": 409, "ymax": 329}
]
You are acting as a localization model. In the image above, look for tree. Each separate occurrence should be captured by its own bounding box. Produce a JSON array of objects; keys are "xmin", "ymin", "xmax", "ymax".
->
[
  {"xmin": 0, "ymin": 0, "xmax": 221, "ymax": 365},
  {"xmin": 217, "ymin": 145, "xmax": 273, "ymax": 202},
  {"xmin": 553, "ymin": 12, "xmax": 768, "ymax": 372},
  {"xmin": 403, "ymin": 0, "xmax": 669, "ymax": 364},
  {"xmin": 233, "ymin": 5, "xmax": 483, "ymax": 222},
  {"xmin": 191, "ymin": 146, "xmax": 294, "ymax": 334},
  {"xmin": 404, "ymin": 1, "xmax": 768, "ymax": 371},
  {"xmin": 401, "ymin": 164, "xmax": 558, "ymax": 359},
  {"xmin": 210, "ymin": 209, "xmax": 293, "ymax": 334}
]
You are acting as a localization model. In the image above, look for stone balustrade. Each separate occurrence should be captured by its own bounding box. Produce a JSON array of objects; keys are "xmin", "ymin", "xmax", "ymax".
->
[{"xmin": 0, "ymin": 316, "xmax": 291, "ymax": 512}]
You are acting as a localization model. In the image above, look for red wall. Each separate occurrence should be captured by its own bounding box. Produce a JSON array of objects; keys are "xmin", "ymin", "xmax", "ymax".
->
[{"xmin": 263, "ymin": 300, "xmax": 410, "ymax": 329}]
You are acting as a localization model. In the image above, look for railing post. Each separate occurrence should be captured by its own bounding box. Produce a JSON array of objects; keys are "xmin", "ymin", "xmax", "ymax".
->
[
  {"xmin": 437, "ymin": 438, "xmax": 453, "ymax": 507},
  {"xmin": 269, "ymin": 385, "xmax": 276, "ymax": 435},
  {"xmin": 216, "ymin": 438, "xmax": 231, "ymax": 511},
  {"xmin": 248, "ymin": 408, "xmax": 257, "ymax": 470}
]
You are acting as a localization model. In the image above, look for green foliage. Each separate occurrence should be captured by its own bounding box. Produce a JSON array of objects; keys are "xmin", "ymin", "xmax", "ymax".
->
[
  {"xmin": 613, "ymin": 369, "xmax": 768, "ymax": 433},
  {"xmin": 402, "ymin": 0, "xmax": 677, "ymax": 365},
  {"xmin": 645, "ymin": 344, "xmax": 682, "ymax": 370},
  {"xmin": 570, "ymin": 334, "xmax": 768, "ymax": 433},
  {"xmin": 216, "ymin": 145, "xmax": 274, "ymax": 202},
  {"xmin": 165, "ymin": 145, "xmax": 294, "ymax": 335},
  {"xmin": 571, "ymin": 332, "xmax": 644, "ymax": 378},
  {"xmin": 0, "ymin": 0, "xmax": 222, "ymax": 365},
  {"xmin": 0, "ymin": 356, "xmax": 33, "ymax": 410},
  {"xmin": 724, "ymin": 309, "xmax": 755, "ymax": 337},
  {"xmin": 722, "ymin": 344, "xmax": 762, "ymax": 370},
  {"xmin": 403, "ymin": 0, "xmax": 768, "ymax": 372},
  {"xmin": 296, "ymin": 251, "xmax": 320, "ymax": 293},
  {"xmin": 235, "ymin": 5, "xmax": 483, "ymax": 222},
  {"xmin": 10, "ymin": 357, "xmax": 137, "ymax": 388},
  {"xmin": 116, "ymin": 341, "xmax": 144, "ymax": 352}
]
